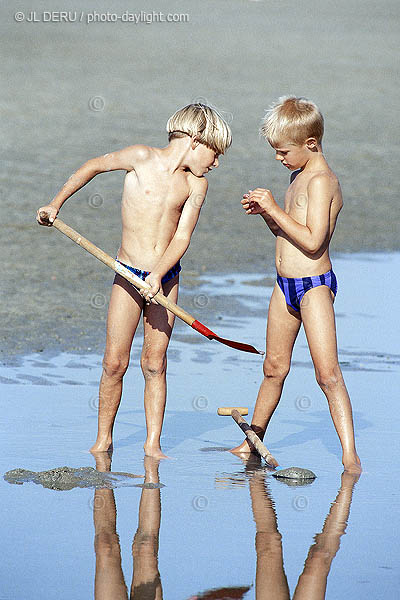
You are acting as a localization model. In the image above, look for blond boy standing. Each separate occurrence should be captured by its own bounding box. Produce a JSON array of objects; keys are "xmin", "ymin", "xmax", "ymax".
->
[
  {"xmin": 37, "ymin": 103, "xmax": 231, "ymax": 458},
  {"xmin": 232, "ymin": 96, "xmax": 361, "ymax": 473}
]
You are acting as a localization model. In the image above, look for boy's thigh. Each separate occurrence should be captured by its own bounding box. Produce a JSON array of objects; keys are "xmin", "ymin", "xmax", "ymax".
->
[
  {"xmin": 300, "ymin": 285, "xmax": 338, "ymax": 365},
  {"xmin": 142, "ymin": 276, "xmax": 179, "ymax": 354},
  {"xmin": 266, "ymin": 284, "xmax": 301, "ymax": 359},
  {"xmin": 105, "ymin": 275, "xmax": 143, "ymax": 355}
]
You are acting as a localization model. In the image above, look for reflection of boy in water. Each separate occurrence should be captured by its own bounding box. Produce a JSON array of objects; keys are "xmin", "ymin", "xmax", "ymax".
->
[
  {"xmin": 249, "ymin": 466, "xmax": 359, "ymax": 599},
  {"xmin": 232, "ymin": 96, "xmax": 361, "ymax": 473},
  {"xmin": 92, "ymin": 453, "xmax": 163, "ymax": 599},
  {"xmin": 37, "ymin": 103, "xmax": 231, "ymax": 459}
]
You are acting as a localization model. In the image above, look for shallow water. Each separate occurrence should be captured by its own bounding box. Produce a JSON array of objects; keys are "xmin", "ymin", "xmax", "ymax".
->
[{"xmin": 1, "ymin": 254, "xmax": 399, "ymax": 598}]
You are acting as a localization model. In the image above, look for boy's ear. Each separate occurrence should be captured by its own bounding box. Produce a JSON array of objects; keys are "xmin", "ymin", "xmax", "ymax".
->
[
  {"xmin": 306, "ymin": 137, "xmax": 318, "ymax": 151},
  {"xmin": 191, "ymin": 137, "xmax": 200, "ymax": 150}
]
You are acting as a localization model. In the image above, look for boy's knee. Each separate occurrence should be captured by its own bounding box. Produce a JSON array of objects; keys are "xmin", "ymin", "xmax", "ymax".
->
[
  {"xmin": 102, "ymin": 354, "xmax": 129, "ymax": 379},
  {"xmin": 263, "ymin": 356, "xmax": 290, "ymax": 381},
  {"xmin": 141, "ymin": 354, "xmax": 166, "ymax": 379},
  {"xmin": 315, "ymin": 364, "xmax": 342, "ymax": 390}
]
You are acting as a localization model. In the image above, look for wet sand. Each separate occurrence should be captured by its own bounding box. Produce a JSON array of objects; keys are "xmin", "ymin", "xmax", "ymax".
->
[
  {"xmin": 1, "ymin": 0, "xmax": 399, "ymax": 356},
  {"xmin": 1, "ymin": 255, "xmax": 400, "ymax": 598}
]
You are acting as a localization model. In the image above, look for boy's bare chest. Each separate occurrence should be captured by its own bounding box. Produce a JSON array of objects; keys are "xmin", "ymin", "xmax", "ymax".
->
[
  {"xmin": 124, "ymin": 168, "xmax": 190, "ymax": 209},
  {"xmin": 284, "ymin": 179, "xmax": 309, "ymax": 220}
]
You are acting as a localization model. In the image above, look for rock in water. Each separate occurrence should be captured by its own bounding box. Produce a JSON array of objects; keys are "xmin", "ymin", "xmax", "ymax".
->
[
  {"xmin": 272, "ymin": 466, "xmax": 316, "ymax": 481},
  {"xmin": 4, "ymin": 466, "xmax": 143, "ymax": 491}
]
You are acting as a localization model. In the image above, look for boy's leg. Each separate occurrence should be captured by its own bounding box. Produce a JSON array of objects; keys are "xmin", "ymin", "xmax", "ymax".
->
[
  {"xmin": 232, "ymin": 284, "xmax": 301, "ymax": 454},
  {"xmin": 90, "ymin": 275, "xmax": 143, "ymax": 452},
  {"xmin": 141, "ymin": 276, "xmax": 179, "ymax": 459},
  {"xmin": 300, "ymin": 286, "xmax": 361, "ymax": 473}
]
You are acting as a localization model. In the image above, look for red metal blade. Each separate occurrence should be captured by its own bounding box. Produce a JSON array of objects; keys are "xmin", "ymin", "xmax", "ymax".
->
[{"xmin": 191, "ymin": 320, "xmax": 264, "ymax": 355}]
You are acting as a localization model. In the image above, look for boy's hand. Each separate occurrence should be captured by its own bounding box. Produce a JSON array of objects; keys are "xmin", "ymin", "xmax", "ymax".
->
[
  {"xmin": 242, "ymin": 188, "xmax": 277, "ymax": 216},
  {"xmin": 142, "ymin": 273, "xmax": 161, "ymax": 305},
  {"xmin": 37, "ymin": 205, "xmax": 59, "ymax": 226}
]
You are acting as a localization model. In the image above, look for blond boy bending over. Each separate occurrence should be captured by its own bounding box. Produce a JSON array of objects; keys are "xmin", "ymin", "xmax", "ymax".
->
[
  {"xmin": 37, "ymin": 104, "xmax": 232, "ymax": 458},
  {"xmin": 232, "ymin": 97, "xmax": 361, "ymax": 473}
]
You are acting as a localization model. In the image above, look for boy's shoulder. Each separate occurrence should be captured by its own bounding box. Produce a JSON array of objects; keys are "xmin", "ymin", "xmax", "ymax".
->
[
  {"xmin": 295, "ymin": 165, "xmax": 339, "ymax": 191},
  {"xmin": 306, "ymin": 168, "xmax": 342, "ymax": 205},
  {"xmin": 308, "ymin": 167, "xmax": 339, "ymax": 189},
  {"xmin": 120, "ymin": 144, "xmax": 154, "ymax": 162}
]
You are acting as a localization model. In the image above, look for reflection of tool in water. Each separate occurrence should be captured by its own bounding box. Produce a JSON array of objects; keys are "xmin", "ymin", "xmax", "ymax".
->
[
  {"xmin": 219, "ymin": 407, "xmax": 317, "ymax": 479},
  {"xmin": 190, "ymin": 585, "xmax": 251, "ymax": 599},
  {"xmin": 41, "ymin": 215, "xmax": 264, "ymax": 355}
]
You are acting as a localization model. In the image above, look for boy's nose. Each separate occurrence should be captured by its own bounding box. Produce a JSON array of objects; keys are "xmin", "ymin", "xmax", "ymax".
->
[{"xmin": 275, "ymin": 154, "xmax": 283, "ymax": 161}]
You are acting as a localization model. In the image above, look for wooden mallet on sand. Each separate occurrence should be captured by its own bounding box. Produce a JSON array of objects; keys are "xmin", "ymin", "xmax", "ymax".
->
[
  {"xmin": 218, "ymin": 407, "xmax": 279, "ymax": 467},
  {"xmin": 219, "ymin": 407, "xmax": 317, "ymax": 480}
]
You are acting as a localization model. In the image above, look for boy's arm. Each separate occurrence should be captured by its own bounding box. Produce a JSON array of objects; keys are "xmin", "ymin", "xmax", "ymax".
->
[
  {"xmin": 142, "ymin": 179, "xmax": 208, "ymax": 302},
  {"xmin": 36, "ymin": 146, "xmax": 146, "ymax": 225},
  {"xmin": 260, "ymin": 213, "xmax": 281, "ymax": 236},
  {"xmin": 247, "ymin": 175, "xmax": 333, "ymax": 254}
]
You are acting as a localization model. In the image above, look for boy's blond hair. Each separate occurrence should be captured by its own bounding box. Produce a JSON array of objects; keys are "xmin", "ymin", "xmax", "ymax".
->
[
  {"xmin": 260, "ymin": 96, "xmax": 324, "ymax": 146},
  {"xmin": 167, "ymin": 103, "xmax": 232, "ymax": 155}
]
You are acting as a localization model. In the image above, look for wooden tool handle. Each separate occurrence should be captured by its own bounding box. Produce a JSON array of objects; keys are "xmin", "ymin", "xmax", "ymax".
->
[
  {"xmin": 217, "ymin": 407, "xmax": 248, "ymax": 416},
  {"xmin": 231, "ymin": 409, "xmax": 278, "ymax": 467},
  {"xmin": 45, "ymin": 216, "xmax": 196, "ymax": 326}
]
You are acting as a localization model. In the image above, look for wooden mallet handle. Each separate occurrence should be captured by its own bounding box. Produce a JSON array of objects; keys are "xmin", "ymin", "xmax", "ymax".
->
[
  {"xmin": 217, "ymin": 407, "xmax": 248, "ymax": 416},
  {"xmin": 231, "ymin": 409, "xmax": 278, "ymax": 467}
]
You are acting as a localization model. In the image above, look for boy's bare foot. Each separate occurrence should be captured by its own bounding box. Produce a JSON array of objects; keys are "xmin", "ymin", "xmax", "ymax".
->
[
  {"xmin": 144, "ymin": 443, "xmax": 169, "ymax": 459},
  {"xmin": 343, "ymin": 454, "xmax": 362, "ymax": 474},
  {"xmin": 230, "ymin": 439, "xmax": 257, "ymax": 454},
  {"xmin": 90, "ymin": 439, "xmax": 113, "ymax": 453}
]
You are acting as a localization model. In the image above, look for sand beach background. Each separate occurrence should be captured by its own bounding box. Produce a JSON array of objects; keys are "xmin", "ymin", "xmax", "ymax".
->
[
  {"xmin": 1, "ymin": 1, "xmax": 400, "ymax": 598},
  {"xmin": 0, "ymin": 0, "xmax": 399, "ymax": 356}
]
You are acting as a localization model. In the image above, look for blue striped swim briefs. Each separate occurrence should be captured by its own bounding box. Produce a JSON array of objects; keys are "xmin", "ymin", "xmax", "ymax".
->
[
  {"xmin": 277, "ymin": 269, "xmax": 337, "ymax": 312},
  {"xmin": 116, "ymin": 259, "xmax": 181, "ymax": 285}
]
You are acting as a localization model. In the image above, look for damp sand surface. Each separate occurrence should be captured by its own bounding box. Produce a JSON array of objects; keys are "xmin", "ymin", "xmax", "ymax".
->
[
  {"xmin": 1, "ymin": 0, "xmax": 400, "ymax": 357},
  {"xmin": 1, "ymin": 255, "xmax": 399, "ymax": 599}
]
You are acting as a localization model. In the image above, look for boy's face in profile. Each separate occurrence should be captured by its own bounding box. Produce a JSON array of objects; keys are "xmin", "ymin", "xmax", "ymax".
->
[
  {"xmin": 270, "ymin": 140, "xmax": 312, "ymax": 171},
  {"xmin": 190, "ymin": 141, "xmax": 220, "ymax": 176}
]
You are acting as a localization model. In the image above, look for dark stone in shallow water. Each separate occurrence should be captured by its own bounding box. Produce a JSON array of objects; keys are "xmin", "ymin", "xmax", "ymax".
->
[
  {"xmin": 272, "ymin": 467, "xmax": 316, "ymax": 481},
  {"xmin": 4, "ymin": 466, "xmax": 144, "ymax": 491}
]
